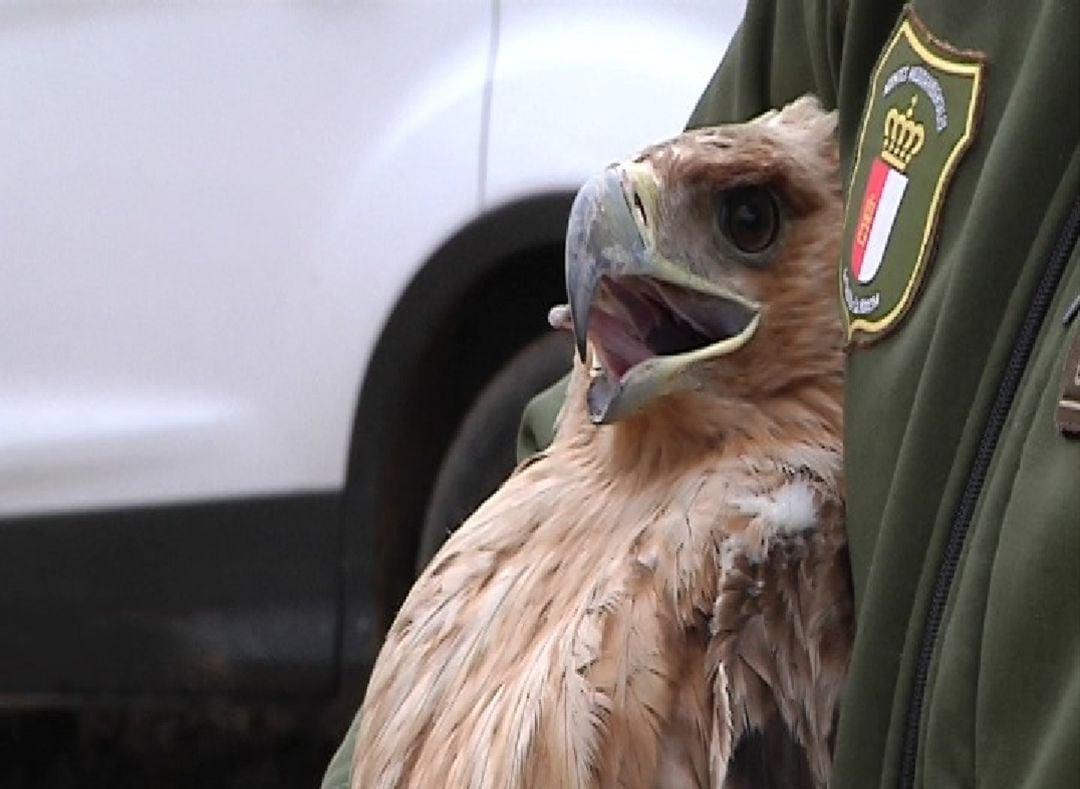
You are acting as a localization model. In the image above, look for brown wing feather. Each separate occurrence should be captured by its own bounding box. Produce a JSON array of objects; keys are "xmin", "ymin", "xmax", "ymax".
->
[{"xmin": 710, "ymin": 481, "xmax": 851, "ymax": 788}]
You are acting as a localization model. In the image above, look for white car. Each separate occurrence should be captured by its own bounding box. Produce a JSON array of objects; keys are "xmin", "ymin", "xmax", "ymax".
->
[{"xmin": 0, "ymin": 3, "xmax": 741, "ymax": 704}]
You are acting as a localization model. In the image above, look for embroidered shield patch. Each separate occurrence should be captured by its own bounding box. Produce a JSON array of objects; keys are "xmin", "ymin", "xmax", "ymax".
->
[{"xmin": 840, "ymin": 9, "xmax": 985, "ymax": 344}]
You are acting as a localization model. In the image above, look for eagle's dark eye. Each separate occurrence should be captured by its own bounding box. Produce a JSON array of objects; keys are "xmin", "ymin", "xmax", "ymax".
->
[{"xmin": 718, "ymin": 186, "xmax": 779, "ymax": 255}]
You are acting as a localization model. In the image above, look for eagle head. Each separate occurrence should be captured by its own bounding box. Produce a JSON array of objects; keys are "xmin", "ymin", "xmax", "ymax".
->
[{"xmin": 565, "ymin": 96, "xmax": 844, "ymax": 425}]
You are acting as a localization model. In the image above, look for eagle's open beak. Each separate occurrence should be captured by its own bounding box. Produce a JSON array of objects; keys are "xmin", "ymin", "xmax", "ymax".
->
[
  {"xmin": 565, "ymin": 168, "xmax": 646, "ymax": 363},
  {"xmin": 565, "ymin": 164, "xmax": 761, "ymax": 424}
]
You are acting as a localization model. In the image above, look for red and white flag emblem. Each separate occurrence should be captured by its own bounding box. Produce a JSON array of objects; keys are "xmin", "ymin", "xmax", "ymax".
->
[{"xmin": 850, "ymin": 157, "xmax": 908, "ymax": 284}]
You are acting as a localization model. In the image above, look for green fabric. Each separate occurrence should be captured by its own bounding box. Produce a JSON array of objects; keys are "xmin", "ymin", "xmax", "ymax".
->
[
  {"xmin": 518, "ymin": 1, "xmax": 1080, "ymax": 787},
  {"xmin": 515, "ymin": 375, "xmax": 569, "ymax": 460},
  {"xmin": 320, "ymin": 713, "xmax": 356, "ymax": 789}
]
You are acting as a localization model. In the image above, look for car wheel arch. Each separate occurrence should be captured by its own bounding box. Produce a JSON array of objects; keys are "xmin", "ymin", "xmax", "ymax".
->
[{"xmin": 335, "ymin": 190, "xmax": 575, "ymax": 679}]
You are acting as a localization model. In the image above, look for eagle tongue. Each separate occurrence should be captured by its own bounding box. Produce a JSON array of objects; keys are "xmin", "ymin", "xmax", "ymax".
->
[{"xmin": 589, "ymin": 309, "xmax": 654, "ymax": 379}]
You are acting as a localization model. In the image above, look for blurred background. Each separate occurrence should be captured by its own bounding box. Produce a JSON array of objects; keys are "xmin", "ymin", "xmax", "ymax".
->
[{"xmin": 0, "ymin": 2, "xmax": 741, "ymax": 786}]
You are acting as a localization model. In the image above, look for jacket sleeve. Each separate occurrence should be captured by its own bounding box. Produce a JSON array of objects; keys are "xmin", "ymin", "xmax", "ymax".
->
[
  {"xmin": 687, "ymin": 0, "xmax": 844, "ymax": 127},
  {"xmin": 319, "ymin": 710, "xmax": 358, "ymax": 789},
  {"xmin": 517, "ymin": 0, "xmax": 844, "ymax": 461}
]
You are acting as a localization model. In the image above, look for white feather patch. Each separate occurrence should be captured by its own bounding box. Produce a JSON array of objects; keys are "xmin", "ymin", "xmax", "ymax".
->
[{"xmin": 732, "ymin": 481, "xmax": 818, "ymax": 535}]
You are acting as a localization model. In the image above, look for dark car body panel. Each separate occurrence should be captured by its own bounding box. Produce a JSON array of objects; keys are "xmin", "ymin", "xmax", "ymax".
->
[{"xmin": 0, "ymin": 493, "xmax": 341, "ymax": 702}]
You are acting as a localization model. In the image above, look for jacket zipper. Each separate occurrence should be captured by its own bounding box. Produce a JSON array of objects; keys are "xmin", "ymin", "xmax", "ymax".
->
[{"xmin": 898, "ymin": 193, "xmax": 1080, "ymax": 789}]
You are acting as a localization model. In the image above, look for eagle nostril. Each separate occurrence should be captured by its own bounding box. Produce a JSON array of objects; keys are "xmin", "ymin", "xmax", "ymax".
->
[{"xmin": 632, "ymin": 191, "xmax": 648, "ymax": 227}]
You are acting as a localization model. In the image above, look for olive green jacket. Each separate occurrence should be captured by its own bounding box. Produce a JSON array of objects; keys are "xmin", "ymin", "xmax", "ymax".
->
[{"xmin": 326, "ymin": 2, "xmax": 1079, "ymax": 787}]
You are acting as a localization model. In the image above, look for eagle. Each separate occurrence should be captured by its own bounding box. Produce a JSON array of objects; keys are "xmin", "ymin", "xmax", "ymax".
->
[{"xmin": 350, "ymin": 96, "xmax": 852, "ymax": 789}]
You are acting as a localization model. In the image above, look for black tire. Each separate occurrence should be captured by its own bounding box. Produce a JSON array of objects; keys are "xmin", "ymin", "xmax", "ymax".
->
[{"xmin": 416, "ymin": 330, "xmax": 573, "ymax": 571}]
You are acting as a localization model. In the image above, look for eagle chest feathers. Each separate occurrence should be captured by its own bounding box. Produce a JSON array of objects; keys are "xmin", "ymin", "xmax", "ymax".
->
[{"xmin": 352, "ymin": 97, "xmax": 853, "ymax": 789}]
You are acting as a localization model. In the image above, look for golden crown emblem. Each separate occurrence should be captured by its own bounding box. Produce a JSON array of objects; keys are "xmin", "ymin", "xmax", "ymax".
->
[{"xmin": 881, "ymin": 95, "xmax": 926, "ymax": 172}]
